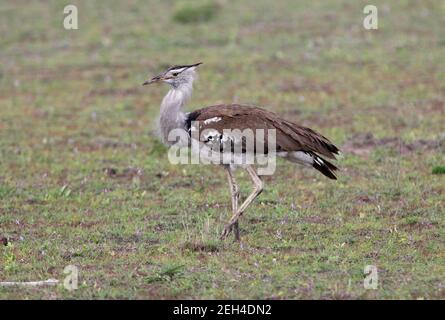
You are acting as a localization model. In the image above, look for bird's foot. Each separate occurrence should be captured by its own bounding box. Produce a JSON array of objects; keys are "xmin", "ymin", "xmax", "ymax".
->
[
  {"xmin": 220, "ymin": 224, "xmax": 233, "ymax": 240},
  {"xmin": 221, "ymin": 220, "xmax": 242, "ymax": 242}
]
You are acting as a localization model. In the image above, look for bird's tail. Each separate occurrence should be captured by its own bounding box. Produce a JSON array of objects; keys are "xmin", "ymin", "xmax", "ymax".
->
[
  {"xmin": 283, "ymin": 151, "xmax": 338, "ymax": 180},
  {"xmin": 311, "ymin": 154, "xmax": 338, "ymax": 180}
]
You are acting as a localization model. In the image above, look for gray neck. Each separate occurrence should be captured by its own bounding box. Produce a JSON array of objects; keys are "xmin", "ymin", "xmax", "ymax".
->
[{"xmin": 158, "ymin": 82, "xmax": 193, "ymax": 145}]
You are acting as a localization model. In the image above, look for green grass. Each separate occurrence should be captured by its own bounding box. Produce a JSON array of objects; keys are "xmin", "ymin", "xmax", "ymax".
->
[
  {"xmin": 0, "ymin": 0, "xmax": 444, "ymax": 299},
  {"xmin": 432, "ymin": 166, "xmax": 445, "ymax": 175},
  {"xmin": 173, "ymin": 1, "xmax": 219, "ymax": 24}
]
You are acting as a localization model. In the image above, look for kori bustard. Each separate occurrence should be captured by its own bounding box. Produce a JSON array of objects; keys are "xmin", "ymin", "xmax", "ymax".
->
[{"xmin": 143, "ymin": 63, "xmax": 339, "ymax": 241}]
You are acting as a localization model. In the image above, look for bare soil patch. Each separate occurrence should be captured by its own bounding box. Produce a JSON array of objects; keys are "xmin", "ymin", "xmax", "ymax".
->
[{"xmin": 342, "ymin": 133, "xmax": 444, "ymax": 156}]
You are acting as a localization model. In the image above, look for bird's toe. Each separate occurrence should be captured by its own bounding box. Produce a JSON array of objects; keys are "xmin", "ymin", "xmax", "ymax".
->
[{"xmin": 220, "ymin": 225, "xmax": 232, "ymax": 240}]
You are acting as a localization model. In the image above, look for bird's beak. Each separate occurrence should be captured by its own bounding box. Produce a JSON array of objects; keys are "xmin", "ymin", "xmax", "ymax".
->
[
  {"xmin": 142, "ymin": 79, "xmax": 154, "ymax": 86},
  {"xmin": 142, "ymin": 75, "xmax": 163, "ymax": 86}
]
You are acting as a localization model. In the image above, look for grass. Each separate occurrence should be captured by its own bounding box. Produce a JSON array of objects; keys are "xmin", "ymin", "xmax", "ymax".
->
[
  {"xmin": 0, "ymin": 0, "xmax": 444, "ymax": 299},
  {"xmin": 173, "ymin": 1, "xmax": 220, "ymax": 24},
  {"xmin": 432, "ymin": 166, "xmax": 445, "ymax": 175}
]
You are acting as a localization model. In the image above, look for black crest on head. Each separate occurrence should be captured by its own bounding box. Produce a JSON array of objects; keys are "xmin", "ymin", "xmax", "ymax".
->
[{"xmin": 167, "ymin": 62, "xmax": 203, "ymax": 72}]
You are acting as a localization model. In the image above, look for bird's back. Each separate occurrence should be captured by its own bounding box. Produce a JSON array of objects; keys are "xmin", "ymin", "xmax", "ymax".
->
[{"xmin": 186, "ymin": 104, "xmax": 339, "ymax": 159}]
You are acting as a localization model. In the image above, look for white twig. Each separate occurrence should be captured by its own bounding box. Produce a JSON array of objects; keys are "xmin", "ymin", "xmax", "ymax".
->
[{"xmin": 0, "ymin": 279, "xmax": 59, "ymax": 287}]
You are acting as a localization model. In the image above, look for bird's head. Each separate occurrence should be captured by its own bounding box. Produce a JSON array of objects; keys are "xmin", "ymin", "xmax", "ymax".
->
[{"xmin": 143, "ymin": 62, "xmax": 202, "ymax": 88}]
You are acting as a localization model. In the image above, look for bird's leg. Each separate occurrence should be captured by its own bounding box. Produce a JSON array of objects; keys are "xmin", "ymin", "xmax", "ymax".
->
[
  {"xmin": 225, "ymin": 166, "xmax": 240, "ymax": 241},
  {"xmin": 221, "ymin": 165, "xmax": 263, "ymax": 240}
]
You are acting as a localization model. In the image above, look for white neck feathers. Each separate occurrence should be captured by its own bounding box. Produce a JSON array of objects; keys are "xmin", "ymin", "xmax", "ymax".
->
[{"xmin": 158, "ymin": 82, "xmax": 193, "ymax": 145}]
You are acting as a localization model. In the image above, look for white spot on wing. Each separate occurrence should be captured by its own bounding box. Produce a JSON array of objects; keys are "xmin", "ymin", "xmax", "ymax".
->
[{"xmin": 203, "ymin": 117, "xmax": 222, "ymax": 125}]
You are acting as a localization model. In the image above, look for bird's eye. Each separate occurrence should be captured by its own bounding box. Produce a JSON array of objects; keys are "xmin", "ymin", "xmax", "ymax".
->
[{"xmin": 172, "ymin": 72, "xmax": 179, "ymax": 76}]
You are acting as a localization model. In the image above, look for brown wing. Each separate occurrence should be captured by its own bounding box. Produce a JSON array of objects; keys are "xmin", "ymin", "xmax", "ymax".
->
[{"xmin": 186, "ymin": 104, "xmax": 339, "ymax": 158}]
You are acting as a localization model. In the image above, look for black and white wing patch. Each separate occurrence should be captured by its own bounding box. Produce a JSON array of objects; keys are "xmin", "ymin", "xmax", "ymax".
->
[{"xmin": 187, "ymin": 116, "xmax": 270, "ymax": 155}]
